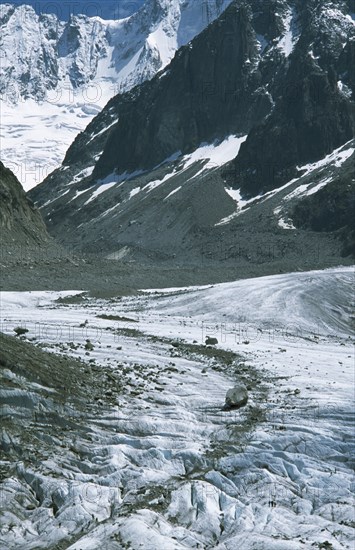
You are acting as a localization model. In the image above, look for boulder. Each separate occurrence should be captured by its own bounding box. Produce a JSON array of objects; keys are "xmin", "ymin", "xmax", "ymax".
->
[
  {"xmin": 85, "ymin": 340, "xmax": 94, "ymax": 351},
  {"xmin": 14, "ymin": 327, "xmax": 28, "ymax": 337},
  {"xmin": 224, "ymin": 384, "xmax": 248, "ymax": 410},
  {"xmin": 205, "ymin": 337, "xmax": 218, "ymax": 345}
]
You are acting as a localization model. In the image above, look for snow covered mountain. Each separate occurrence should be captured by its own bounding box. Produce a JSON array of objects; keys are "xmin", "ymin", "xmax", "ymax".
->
[
  {"xmin": 30, "ymin": 0, "xmax": 355, "ymax": 266},
  {"xmin": 0, "ymin": 0, "xmax": 233, "ymax": 189}
]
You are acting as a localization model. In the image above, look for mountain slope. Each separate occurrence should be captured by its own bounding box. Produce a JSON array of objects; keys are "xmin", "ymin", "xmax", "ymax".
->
[
  {"xmin": 29, "ymin": 0, "xmax": 354, "ymax": 268},
  {"xmin": 228, "ymin": 0, "xmax": 355, "ymax": 197},
  {"xmin": 0, "ymin": 0, "xmax": 232, "ymax": 189},
  {"xmin": 0, "ymin": 161, "xmax": 72, "ymax": 270},
  {"xmin": 0, "ymin": 161, "xmax": 49, "ymax": 250},
  {"xmin": 32, "ymin": 0, "xmax": 354, "ymax": 185}
]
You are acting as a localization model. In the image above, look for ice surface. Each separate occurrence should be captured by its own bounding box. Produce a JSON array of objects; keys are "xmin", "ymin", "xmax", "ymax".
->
[
  {"xmin": 0, "ymin": 267, "xmax": 354, "ymax": 548},
  {"xmin": 0, "ymin": 99, "xmax": 101, "ymax": 191}
]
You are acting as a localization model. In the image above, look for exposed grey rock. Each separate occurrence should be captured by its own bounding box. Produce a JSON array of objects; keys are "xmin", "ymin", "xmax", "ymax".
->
[
  {"xmin": 13, "ymin": 327, "xmax": 29, "ymax": 337},
  {"xmin": 0, "ymin": 162, "xmax": 60, "ymax": 266},
  {"xmin": 205, "ymin": 337, "xmax": 218, "ymax": 346},
  {"xmin": 85, "ymin": 340, "xmax": 94, "ymax": 351},
  {"xmin": 224, "ymin": 384, "xmax": 248, "ymax": 410},
  {"xmin": 0, "ymin": 162, "xmax": 48, "ymax": 244}
]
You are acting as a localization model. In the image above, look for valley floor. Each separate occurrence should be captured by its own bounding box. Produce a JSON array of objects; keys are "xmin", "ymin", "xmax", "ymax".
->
[
  {"xmin": 0, "ymin": 267, "xmax": 354, "ymax": 549},
  {"xmin": 0, "ymin": 253, "xmax": 354, "ymax": 293}
]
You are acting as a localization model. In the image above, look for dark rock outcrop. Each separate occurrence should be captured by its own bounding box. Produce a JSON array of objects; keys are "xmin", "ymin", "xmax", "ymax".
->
[
  {"xmin": 0, "ymin": 161, "xmax": 49, "ymax": 246},
  {"xmin": 292, "ymin": 175, "xmax": 355, "ymax": 256},
  {"xmin": 0, "ymin": 161, "xmax": 73, "ymax": 270},
  {"xmin": 73, "ymin": 1, "xmax": 271, "ymax": 180},
  {"xmin": 230, "ymin": 0, "xmax": 355, "ymax": 197}
]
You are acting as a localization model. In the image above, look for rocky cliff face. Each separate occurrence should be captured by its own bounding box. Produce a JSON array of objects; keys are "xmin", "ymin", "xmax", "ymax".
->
[
  {"xmin": 0, "ymin": 161, "xmax": 76, "ymax": 270},
  {"xmin": 0, "ymin": 161, "xmax": 50, "ymax": 252},
  {"xmin": 0, "ymin": 162, "xmax": 64, "ymax": 270},
  {"xmin": 91, "ymin": 1, "xmax": 270, "ymax": 180},
  {"xmin": 0, "ymin": 0, "xmax": 233, "ymax": 104},
  {"xmin": 95, "ymin": 0, "xmax": 355, "ymax": 192},
  {"xmin": 229, "ymin": 0, "xmax": 355, "ymax": 197},
  {"xmin": 0, "ymin": 4, "xmax": 107, "ymax": 103}
]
